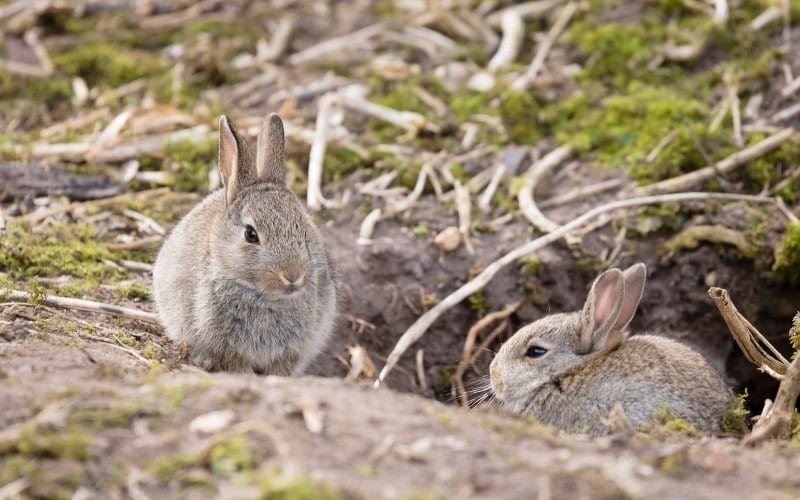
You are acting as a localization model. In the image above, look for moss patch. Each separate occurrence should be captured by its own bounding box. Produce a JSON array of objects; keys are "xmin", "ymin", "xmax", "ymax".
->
[
  {"xmin": 254, "ymin": 473, "xmax": 343, "ymax": 500},
  {"xmin": 773, "ymin": 222, "xmax": 800, "ymax": 287},
  {"xmin": 51, "ymin": 42, "xmax": 164, "ymax": 88},
  {"xmin": 14, "ymin": 427, "xmax": 92, "ymax": 461},
  {"xmin": 0, "ymin": 221, "xmax": 127, "ymax": 296},
  {"xmin": 721, "ymin": 391, "xmax": 750, "ymax": 437}
]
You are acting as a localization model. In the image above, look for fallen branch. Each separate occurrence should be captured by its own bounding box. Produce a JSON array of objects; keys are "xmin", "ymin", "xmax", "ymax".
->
[
  {"xmin": 307, "ymin": 93, "xmax": 343, "ymax": 211},
  {"xmin": 708, "ymin": 287, "xmax": 789, "ymax": 375},
  {"xmin": 708, "ymin": 287, "xmax": 799, "ymax": 445},
  {"xmin": 340, "ymin": 86, "xmax": 439, "ymax": 137},
  {"xmin": 487, "ymin": 9, "xmax": 524, "ymax": 73},
  {"xmin": 376, "ymin": 192, "xmax": 784, "ymax": 383},
  {"xmin": 538, "ymin": 178, "xmax": 626, "ymax": 208},
  {"xmin": 743, "ymin": 353, "xmax": 800, "ymax": 445},
  {"xmin": 288, "ymin": 23, "xmax": 384, "ymax": 66},
  {"xmin": 3, "ymin": 290, "xmax": 159, "ymax": 325},
  {"xmin": 517, "ymin": 145, "xmax": 573, "ymax": 235},
  {"xmin": 634, "ymin": 127, "xmax": 796, "ymax": 195}
]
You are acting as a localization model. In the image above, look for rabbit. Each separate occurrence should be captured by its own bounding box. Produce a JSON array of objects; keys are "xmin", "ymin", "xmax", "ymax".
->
[
  {"xmin": 152, "ymin": 113, "xmax": 336, "ymax": 376},
  {"xmin": 489, "ymin": 263, "xmax": 732, "ymax": 436}
]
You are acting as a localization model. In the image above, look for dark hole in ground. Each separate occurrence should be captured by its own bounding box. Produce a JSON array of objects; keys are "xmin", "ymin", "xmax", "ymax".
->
[{"xmin": 314, "ymin": 202, "xmax": 798, "ymax": 419}]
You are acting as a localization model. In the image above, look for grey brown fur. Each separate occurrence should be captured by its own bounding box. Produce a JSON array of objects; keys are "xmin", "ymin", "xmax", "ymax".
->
[
  {"xmin": 152, "ymin": 114, "xmax": 336, "ymax": 375},
  {"xmin": 490, "ymin": 263, "xmax": 732, "ymax": 435}
]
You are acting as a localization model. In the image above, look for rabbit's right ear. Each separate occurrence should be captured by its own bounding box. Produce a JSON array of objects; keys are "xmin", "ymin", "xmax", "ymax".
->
[
  {"xmin": 218, "ymin": 115, "xmax": 257, "ymax": 205},
  {"xmin": 578, "ymin": 269, "xmax": 624, "ymax": 354},
  {"xmin": 612, "ymin": 263, "xmax": 646, "ymax": 332},
  {"xmin": 255, "ymin": 113, "xmax": 287, "ymax": 185}
]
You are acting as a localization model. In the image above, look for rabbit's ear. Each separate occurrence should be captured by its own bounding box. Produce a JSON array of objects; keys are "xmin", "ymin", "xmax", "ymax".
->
[
  {"xmin": 612, "ymin": 263, "xmax": 646, "ymax": 332},
  {"xmin": 218, "ymin": 115, "xmax": 257, "ymax": 205},
  {"xmin": 255, "ymin": 113, "xmax": 287, "ymax": 185},
  {"xmin": 578, "ymin": 268, "xmax": 624, "ymax": 353}
]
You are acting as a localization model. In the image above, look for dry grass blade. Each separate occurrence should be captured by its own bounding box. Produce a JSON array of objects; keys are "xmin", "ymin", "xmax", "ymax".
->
[
  {"xmin": 452, "ymin": 301, "xmax": 521, "ymax": 406},
  {"xmin": 376, "ymin": 192, "xmax": 784, "ymax": 383},
  {"xmin": 512, "ymin": 2, "xmax": 578, "ymax": 90}
]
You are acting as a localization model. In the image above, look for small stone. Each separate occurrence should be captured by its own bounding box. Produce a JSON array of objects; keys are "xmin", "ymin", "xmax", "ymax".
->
[
  {"xmin": 188, "ymin": 409, "xmax": 235, "ymax": 434},
  {"xmin": 434, "ymin": 226, "xmax": 461, "ymax": 253},
  {"xmin": 467, "ymin": 71, "xmax": 495, "ymax": 92}
]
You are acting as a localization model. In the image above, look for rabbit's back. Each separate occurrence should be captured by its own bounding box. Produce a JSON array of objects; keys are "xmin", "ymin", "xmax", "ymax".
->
[
  {"xmin": 152, "ymin": 190, "xmax": 223, "ymax": 342},
  {"xmin": 565, "ymin": 335, "xmax": 732, "ymax": 434}
]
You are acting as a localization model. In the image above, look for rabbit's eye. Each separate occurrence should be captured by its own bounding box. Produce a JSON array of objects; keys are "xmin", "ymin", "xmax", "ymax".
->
[
  {"xmin": 244, "ymin": 225, "xmax": 259, "ymax": 244},
  {"xmin": 525, "ymin": 346, "xmax": 547, "ymax": 358}
]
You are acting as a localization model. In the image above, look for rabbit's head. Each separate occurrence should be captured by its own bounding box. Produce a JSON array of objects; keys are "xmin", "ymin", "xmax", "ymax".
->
[
  {"xmin": 210, "ymin": 114, "xmax": 323, "ymax": 299},
  {"xmin": 490, "ymin": 264, "xmax": 647, "ymax": 414}
]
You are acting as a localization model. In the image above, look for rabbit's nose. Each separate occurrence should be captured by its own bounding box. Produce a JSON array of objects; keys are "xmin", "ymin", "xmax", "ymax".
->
[{"xmin": 279, "ymin": 269, "xmax": 307, "ymax": 287}]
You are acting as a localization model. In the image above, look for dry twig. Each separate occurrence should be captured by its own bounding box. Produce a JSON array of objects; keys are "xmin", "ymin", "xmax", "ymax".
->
[
  {"xmin": 634, "ymin": 127, "xmax": 796, "ymax": 195},
  {"xmin": 512, "ymin": 2, "xmax": 578, "ymax": 90},
  {"xmin": 307, "ymin": 93, "xmax": 344, "ymax": 211},
  {"xmin": 3, "ymin": 290, "xmax": 159, "ymax": 325},
  {"xmin": 709, "ymin": 288, "xmax": 799, "ymax": 445}
]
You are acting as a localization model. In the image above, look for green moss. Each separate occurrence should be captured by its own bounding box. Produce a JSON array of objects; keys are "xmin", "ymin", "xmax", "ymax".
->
[
  {"xmin": 498, "ymin": 90, "xmax": 541, "ymax": 145},
  {"xmin": 0, "ymin": 456, "xmax": 40, "ymax": 486},
  {"xmin": 15, "ymin": 427, "xmax": 91, "ymax": 461},
  {"xmin": 141, "ymin": 343, "xmax": 160, "ymax": 361},
  {"xmin": 658, "ymin": 451, "xmax": 688, "ymax": 478},
  {"xmin": 790, "ymin": 312, "xmax": 800, "ymax": 353},
  {"xmin": 162, "ymin": 138, "xmax": 218, "ymax": 193},
  {"xmin": 551, "ymin": 82, "xmax": 719, "ymax": 182},
  {"xmin": 518, "ymin": 256, "xmax": 540, "ymax": 277},
  {"xmin": 117, "ymin": 282, "xmax": 151, "ymax": 301},
  {"xmin": 721, "ymin": 391, "xmax": 750, "ymax": 437},
  {"xmin": 70, "ymin": 402, "xmax": 143, "ymax": 428},
  {"xmin": 569, "ymin": 20, "xmax": 661, "ymax": 89},
  {"xmin": 0, "ymin": 222, "xmax": 126, "ymax": 293},
  {"xmin": 254, "ymin": 473, "xmax": 342, "ymax": 500},
  {"xmin": 773, "ymin": 222, "xmax": 800, "ymax": 286},
  {"xmin": 0, "ymin": 72, "xmax": 73, "ymax": 106},
  {"xmin": 439, "ymin": 364, "xmax": 456, "ymax": 393},
  {"xmin": 209, "ymin": 435, "xmax": 252, "ymax": 476},
  {"xmin": 645, "ymin": 404, "xmax": 703, "ymax": 438},
  {"xmin": 325, "ymin": 147, "xmax": 366, "ymax": 182},
  {"xmin": 147, "ymin": 453, "xmax": 201, "ymax": 482},
  {"xmin": 112, "ymin": 330, "xmax": 138, "ymax": 347},
  {"xmin": 354, "ymin": 462, "xmax": 377, "ymax": 479},
  {"xmin": 51, "ymin": 42, "xmax": 163, "ymax": 88}
]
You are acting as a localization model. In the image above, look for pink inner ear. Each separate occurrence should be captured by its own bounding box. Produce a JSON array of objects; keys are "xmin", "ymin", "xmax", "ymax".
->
[{"xmin": 593, "ymin": 279, "xmax": 619, "ymax": 327}]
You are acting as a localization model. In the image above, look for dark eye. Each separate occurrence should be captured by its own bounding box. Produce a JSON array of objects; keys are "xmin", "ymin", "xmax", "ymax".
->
[
  {"xmin": 525, "ymin": 346, "xmax": 547, "ymax": 358},
  {"xmin": 244, "ymin": 225, "xmax": 259, "ymax": 244}
]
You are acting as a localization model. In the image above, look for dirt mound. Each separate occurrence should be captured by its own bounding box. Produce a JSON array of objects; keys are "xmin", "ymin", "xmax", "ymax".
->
[{"xmin": 1, "ymin": 336, "xmax": 799, "ymax": 499}]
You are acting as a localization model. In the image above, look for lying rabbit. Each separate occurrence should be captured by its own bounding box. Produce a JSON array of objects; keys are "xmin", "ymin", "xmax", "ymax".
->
[
  {"xmin": 490, "ymin": 263, "xmax": 732, "ymax": 435},
  {"xmin": 152, "ymin": 114, "xmax": 336, "ymax": 375}
]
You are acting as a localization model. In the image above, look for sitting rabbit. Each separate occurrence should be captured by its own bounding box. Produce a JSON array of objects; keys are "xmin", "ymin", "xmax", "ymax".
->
[
  {"xmin": 152, "ymin": 114, "xmax": 336, "ymax": 375},
  {"xmin": 490, "ymin": 263, "xmax": 732, "ymax": 435}
]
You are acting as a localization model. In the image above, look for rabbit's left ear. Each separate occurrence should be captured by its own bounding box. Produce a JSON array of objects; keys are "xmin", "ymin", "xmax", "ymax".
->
[{"xmin": 579, "ymin": 268, "xmax": 623, "ymax": 354}]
